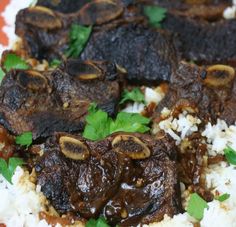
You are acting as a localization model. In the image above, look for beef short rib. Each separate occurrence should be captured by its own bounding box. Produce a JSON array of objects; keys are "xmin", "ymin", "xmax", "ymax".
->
[
  {"xmin": 35, "ymin": 132, "xmax": 181, "ymax": 226},
  {"xmin": 156, "ymin": 62, "xmax": 236, "ymax": 125},
  {"xmin": 0, "ymin": 59, "xmax": 123, "ymax": 139}
]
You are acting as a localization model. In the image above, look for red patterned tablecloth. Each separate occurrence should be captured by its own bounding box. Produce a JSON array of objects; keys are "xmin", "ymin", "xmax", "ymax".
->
[{"xmin": 0, "ymin": 0, "xmax": 10, "ymax": 47}]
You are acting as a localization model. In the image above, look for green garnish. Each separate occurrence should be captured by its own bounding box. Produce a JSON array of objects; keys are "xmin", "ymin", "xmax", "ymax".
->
[
  {"xmin": 65, "ymin": 24, "xmax": 92, "ymax": 58},
  {"xmin": 15, "ymin": 132, "xmax": 33, "ymax": 147},
  {"xmin": 119, "ymin": 88, "xmax": 145, "ymax": 104},
  {"xmin": 224, "ymin": 146, "xmax": 236, "ymax": 165},
  {"xmin": 143, "ymin": 6, "xmax": 167, "ymax": 28},
  {"xmin": 0, "ymin": 68, "xmax": 5, "ymax": 83},
  {"xmin": 0, "ymin": 157, "xmax": 24, "ymax": 184},
  {"xmin": 3, "ymin": 53, "xmax": 29, "ymax": 72},
  {"xmin": 215, "ymin": 193, "xmax": 230, "ymax": 202},
  {"xmin": 50, "ymin": 59, "xmax": 62, "ymax": 68},
  {"xmin": 186, "ymin": 193, "xmax": 209, "ymax": 221},
  {"xmin": 86, "ymin": 217, "xmax": 110, "ymax": 227},
  {"xmin": 110, "ymin": 112, "xmax": 150, "ymax": 134},
  {"xmin": 83, "ymin": 103, "xmax": 150, "ymax": 141}
]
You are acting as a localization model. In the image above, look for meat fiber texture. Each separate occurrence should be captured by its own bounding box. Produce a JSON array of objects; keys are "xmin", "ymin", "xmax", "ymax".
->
[
  {"xmin": 0, "ymin": 59, "xmax": 122, "ymax": 139},
  {"xmin": 35, "ymin": 132, "xmax": 182, "ymax": 226}
]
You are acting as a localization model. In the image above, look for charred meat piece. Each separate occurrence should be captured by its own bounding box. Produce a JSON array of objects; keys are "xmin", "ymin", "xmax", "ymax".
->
[
  {"xmin": 36, "ymin": 0, "xmax": 92, "ymax": 13},
  {"xmin": 35, "ymin": 132, "xmax": 181, "ymax": 226},
  {"xmin": 15, "ymin": 2, "xmax": 124, "ymax": 60},
  {"xmin": 161, "ymin": 11, "xmax": 236, "ymax": 64},
  {"xmin": 156, "ymin": 62, "xmax": 236, "ymax": 125},
  {"xmin": 81, "ymin": 23, "xmax": 178, "ymax": 85},
  {"xmin": 0, "ymin": 59, "xmax": 122, "ymax": 139},
  {"xmin": 15, "ymin": 6, "xmax": 178, "ymax": 85},
  {"xmin": 177, "ymin": 132, "xmax": 213, "ymax": 201},
  {"xmin": 148, "ymin": 0, "xmax": 231, "ymax": 10}
]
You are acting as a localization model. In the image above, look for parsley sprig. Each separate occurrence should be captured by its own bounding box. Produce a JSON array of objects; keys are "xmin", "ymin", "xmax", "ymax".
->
[
  {"xmin": 0, "ymin": 157, "xmax": 24, "ymax": 184},
  {"xmin": 83, "ymin": 104, "xmax": 150, "ymax": 141},
  {"xmin": 186, "ymin": 193, "xmax": 209, "ymax": 221},
  {"xmin": 0, "ymin": 68, "xmax": 5, "ymax": 83},
  {"xmin": 86, "ymin": 217, "xmax": 110, "ymax": 227},
  {"xmin": 120, "ymin": 88, "xmax": 145, "ymax": 104},
  {"xmin": 3, "ymin": 53, "xmax": 29, "ymax": 72},
  {"xmin": 65, "ymin": 24, "xmax": 92, "ymax": 58},
  {"xmin": 215, "ymin": 193, "xmax": 230, "ymax": 202},
  {"xmin": 50, "ymin": 59, "xmax": 62, "ymax": 68},
  {"xmin": 15, "ymin": 132, "xmax": 33, "ymax": 147},
  {"xmin": 0, "ymin": 53, "xmax": 30, "ymax": 83},
  {"xmin": 224, "ymin": 146, "xmax": 236, "ymax": 165},
  {"xmin": 143, "ymin": 6, "xmax": 167, "ymax": 28}
]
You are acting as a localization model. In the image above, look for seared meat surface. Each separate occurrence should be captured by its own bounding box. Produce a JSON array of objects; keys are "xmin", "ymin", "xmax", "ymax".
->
[
  {"xmin": 35, "ymin": 132, "xmax": 181, "ymax": 226},
  {"xmin": 15, "ymin": 2, "xmax": 124, "ymax": 60},
  {"xmin": 81, "ymin": 23, "xmax": 178, "ymax": 85},
  {"xmin": 162, "ymin": 14, "xmax": 236, "ymax": 64},
  {"xmin": 0, "ymin": 59, "xmax": 122, "ymax": 139},
  {"xmin": 156, "ymin": 62, "xmax": 236, "ymax": 125},
  {"xmin": 15, "ymin": 5, "xmax": 178, "ymax": 85},
  {"xmin": 36, "ymin": 0, "xmax": 91, "ymax": 13}
]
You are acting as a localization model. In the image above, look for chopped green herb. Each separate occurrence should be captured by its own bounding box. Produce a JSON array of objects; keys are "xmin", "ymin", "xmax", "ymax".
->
[
  {"xmin": 224, "ymin": 146, "xmax": 236, "ymax": 165},
  {"xmin": 3, "ymin": 53, "xmax": 29, "ymax": 72},
  {"xmin": 86, "ymin": 217, "xmax": 110, "ymax": 227},
  {"xmin": 120, "ymin": 88, "xmax": 145, "ymax": 104},
  {"xmin": 15, "ymin": 132, "xmax": 33, "ymax": 147},
  {"xmin": 143, "ymin": 6, "xmax": 167, "ymax": 28},
  {"xmin": 215, "ymin": 193, "xmax": 230, "ymax": 202},
  {"xmin": 65, "ymin": 24, "xmax": 92, "ymax": 58},
  {"xmin": 50, "ymin": 59, "xmax": 62, "ymax": 68},
  {"xmin": 186, "ymin": 193, "xmax": 209, "ymax": 221},
  {"xmin": 0, "ymin": 68, "xmax": 5, "ymax": 83},
  {"xmin": 83, "ymin": 104, "xmax": 150, "ymax": 141},
  {"xmin": 0, "ymin": 157, "xmax": 24, "ymax": 184},
  {"xmin": 83, "ymin": 104, "xmax": 112, "ymax": 141},
  {"xmin": 110, "ymin": 112, "xmax": 150, "ymax": 134}
]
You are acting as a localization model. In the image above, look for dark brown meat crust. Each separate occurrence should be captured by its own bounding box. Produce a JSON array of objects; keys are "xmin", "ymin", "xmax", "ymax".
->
[
  {"xmin": 36, "ymin": 0, "xmax": 92, "ymax": 13},
  {"xmin": 156, "ymin": 62, "xmax": 236, "ymax": 125},
  {"xmin": 15, "ymin": 5, "xmax": 178, "ymax": 85},
  {"xmin": 35, "ymin": 132, "xmax": 181, "ymax": 226},
  {"xmin": 0, "ymin": 59, "xmax": 122, "ymax": 139},
  {"xmin": 162, "ymin": 12, "xmax": 236, "ymax": 64},
  {"xmin": 81, "ymin": 23, "xmax": 179, "ymax": 85}
]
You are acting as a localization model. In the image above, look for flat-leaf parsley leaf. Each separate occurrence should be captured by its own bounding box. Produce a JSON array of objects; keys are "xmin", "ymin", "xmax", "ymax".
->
[
  {"xmin": 215, "ymin": 193, "xmax": 230, "ymax": 202},
  {"xmin": 143, "ymin": 6, "xmax": 167, "ymax": 28},
  {"xmin": 120, "ymin": 88, "xmax": 145, "ymax": 104},
  {"xmin": 224, "ymin": 146, "xmax": 236, "ymax": 165},
  {"xmin": 65, "ymin": 24, "xmax": 92, "ymax": 58},
  {"xmin": 50, "ymin": 59, "xmax": 62, "ymax": 68},
  {"xmin": 83, "ymin": 104, "xmax": 150, "ymax": 141},
  {"xmin": 15, "ymin": 132, "xmax": 33, "ymax": 147},
  {"xmin": 86, "ymin": 217, "xmax": 110, "ymax": 227},
  {"xmin": 3, "ymin": 53, "xmax": 29, "ymax": 72},
  {"xmin": 186, "ymin": 193, "xmax": 209, "ymax": 221},
  {"xmin": 0, "ymin": 68, "xmax": 5, "ymax": 83},
  {"xmin": 0, "ymin": 157, "xmax": 24, "ymax": 183}
]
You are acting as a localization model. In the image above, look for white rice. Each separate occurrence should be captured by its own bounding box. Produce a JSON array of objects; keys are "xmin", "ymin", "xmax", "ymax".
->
[
  {"xmin": 149, "ymin": 153, "xmax": 236, "ymax": 227},
  {"xmin": 154, "ymin": 110, "xmax": 201, "ymax": 144},
  {"xmin": 0, "ymin": 167, "xmax": 55, "ymax": 227},
  {"xmin": 202, "ymin": 120, "xmax": 236, "ymax": 156},
  {"xmin": 223, "ymin": 0, "xmax": 236, "ymax": 19},
  {"xmin": 123, "ymin": 86, "xmax": 165, "ymax": 113},
  {"xmin": 149, "ymin": 109, "xmax": 236, "ymax": 227}
]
